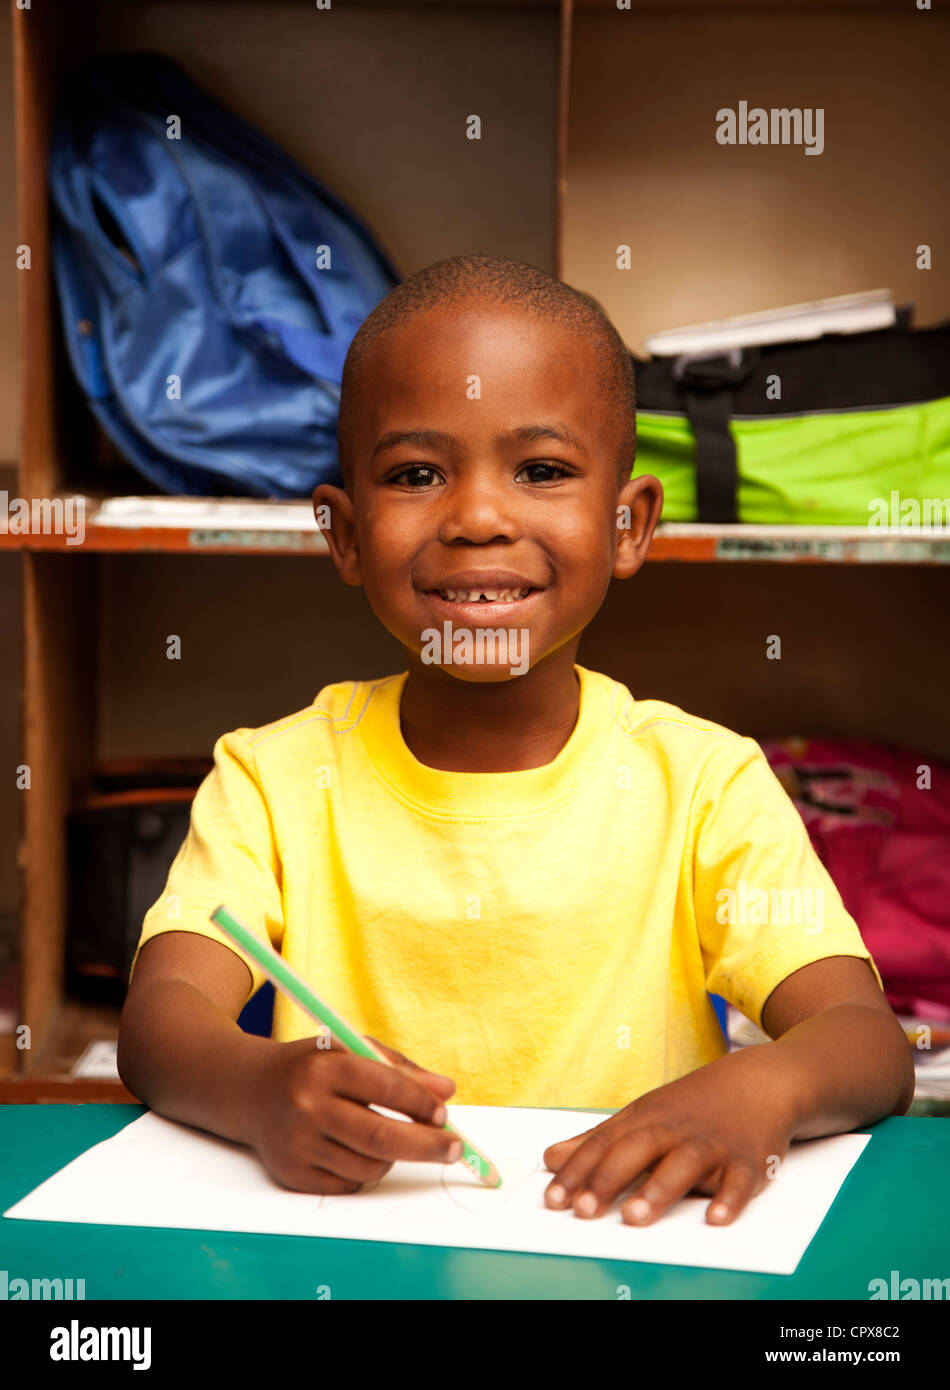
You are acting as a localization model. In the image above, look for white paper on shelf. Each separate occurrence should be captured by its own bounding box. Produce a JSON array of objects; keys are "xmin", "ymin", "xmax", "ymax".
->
[
  {"xmin": 91, "ymin": 497, "xmax": 320, "ymax": 531},
  {"xmin": 3, "ymin": 1105, "xmax": 870, "ymax": 1276},
  {"xmin": 645, "ymin": 288, "xmax": 896, "ymax": 356}
]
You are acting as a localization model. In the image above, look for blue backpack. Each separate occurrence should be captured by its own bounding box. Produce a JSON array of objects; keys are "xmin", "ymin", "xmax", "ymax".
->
[{"xmin": 49, "ymin": 52, "xmax": 400, "ymax": 497}]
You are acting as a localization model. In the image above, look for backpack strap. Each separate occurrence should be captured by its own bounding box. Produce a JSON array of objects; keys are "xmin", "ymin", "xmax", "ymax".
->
[{"xmin": 672, "ymin": 348, "xmax": 760, "ymax": 523}]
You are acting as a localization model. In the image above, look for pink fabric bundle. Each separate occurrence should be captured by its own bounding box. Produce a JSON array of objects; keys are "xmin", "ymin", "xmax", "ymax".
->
[{"xmin": 762, "ymin": 737, "xmax": 950, "ymax": 1020}]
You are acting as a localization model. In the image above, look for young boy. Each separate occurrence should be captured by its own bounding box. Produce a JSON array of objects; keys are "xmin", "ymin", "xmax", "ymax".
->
[{"xmin": 118, "ymin": 254, "xmax": 914, "ymax": 1230}]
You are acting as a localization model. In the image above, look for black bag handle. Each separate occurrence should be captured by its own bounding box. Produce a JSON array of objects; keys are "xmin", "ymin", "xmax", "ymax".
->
[{"xmin": 673, "ymin": 348, "xmax": 760, "ymax": 523}]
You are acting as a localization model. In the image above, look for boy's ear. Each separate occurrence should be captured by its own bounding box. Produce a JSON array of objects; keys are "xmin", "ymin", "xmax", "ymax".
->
[
  {"xmin": 613, "ymin": 473, "xmax": 663, "ymax": 580},
  {"xmin": 312, "ymin": 483, "xmax": 363, "ymax": 586}
]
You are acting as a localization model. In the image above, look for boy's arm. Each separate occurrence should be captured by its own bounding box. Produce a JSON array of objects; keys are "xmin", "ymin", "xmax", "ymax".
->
[
  {"xmin": 760, "ymin": 954, "xmax": 916, "ymax": 1139},
  {"xmin": 541, "ymin": 956, "xmax": 915, "ymax": 1226},
  {"xmin": 118, "ymin": 932, "xmax": 460, "ymax": 1193},
  {"xmin": 117, "ymin": 932, "xmax": 278, "ymax": 1147},
  {"xmin": 540, "ymin": 739, "xmax": 918, "ymax": 1226}
]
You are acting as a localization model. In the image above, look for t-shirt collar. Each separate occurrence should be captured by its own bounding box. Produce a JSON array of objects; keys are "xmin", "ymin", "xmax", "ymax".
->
[{"xmin": 358, "ymin": 663, "xmax": 613, "ymax": 818}]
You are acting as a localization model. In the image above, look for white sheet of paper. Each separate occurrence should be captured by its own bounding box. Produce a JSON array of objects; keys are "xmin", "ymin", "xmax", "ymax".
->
[{"xmin": 3, "ymin": 1106, "xmax": 870, "ymax": 1275}]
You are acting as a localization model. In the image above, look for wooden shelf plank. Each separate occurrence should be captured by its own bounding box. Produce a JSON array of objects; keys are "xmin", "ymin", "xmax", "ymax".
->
[
  {"xmin": 4, "ymin": 496, "xmax": 950, "ymax": 562},
  {"xmin": 654, "ymin": 523, "xmax": 950, "ymax": 565},
  {"xmin": 0, "ymin": 496, "xmax": 330, "ymax": 556},
  {"xmin": 0, "ymin": 1077, "xmax": 138, "ymax": 1103}
]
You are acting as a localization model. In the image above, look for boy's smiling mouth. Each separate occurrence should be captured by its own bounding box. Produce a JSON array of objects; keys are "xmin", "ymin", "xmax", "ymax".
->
[
  {"xmin": 436, "ymin": 587, "xmax": 532, "ymax": 603},
  {"xmin": 422, "ymin": 570, "xmax": 545, "ymax": 612}
]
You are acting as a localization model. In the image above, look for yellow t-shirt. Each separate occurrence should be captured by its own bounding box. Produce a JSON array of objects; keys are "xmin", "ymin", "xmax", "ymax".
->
[{"xmin": 131, "ymin": 664, "xmax": 882, "ymax": 1109}]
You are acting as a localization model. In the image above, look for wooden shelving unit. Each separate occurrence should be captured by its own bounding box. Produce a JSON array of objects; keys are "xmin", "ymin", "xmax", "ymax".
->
[{"xmin": 4, "ymin": 0, "xmax": 947, "ymax": 1093}]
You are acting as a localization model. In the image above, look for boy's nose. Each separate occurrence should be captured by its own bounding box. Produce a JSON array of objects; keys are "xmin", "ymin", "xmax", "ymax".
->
[{"xmin": 437, "ymin": 476, "xmax": 520, "ymax": 544}]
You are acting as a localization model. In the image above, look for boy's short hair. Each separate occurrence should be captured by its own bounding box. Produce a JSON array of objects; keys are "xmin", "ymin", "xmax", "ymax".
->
[{"xmin": 336, "ymin": 253, "xmax": 637, "ymax": 491}]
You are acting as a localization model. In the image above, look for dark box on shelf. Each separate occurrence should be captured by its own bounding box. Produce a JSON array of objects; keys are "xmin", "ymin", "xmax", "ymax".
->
[{"xmin": 66, "ymin": 786, "xmax": 196, "ymax": 1002}]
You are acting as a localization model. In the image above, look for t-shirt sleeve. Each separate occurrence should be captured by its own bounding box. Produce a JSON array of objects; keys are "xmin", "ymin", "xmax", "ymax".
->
[
  {"xmin": 129, "ymin": 729, "xmax": 283, "ymax": 1002},
  {"xmin": 692, "ymin": 736, "xmax": 885, "ymax": 1032}
]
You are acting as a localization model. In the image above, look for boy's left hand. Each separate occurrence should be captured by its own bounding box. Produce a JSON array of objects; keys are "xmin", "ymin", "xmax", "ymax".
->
[{"xmin": 543, "ymin": 1045, "xmax": 801, "ymax": 1226}]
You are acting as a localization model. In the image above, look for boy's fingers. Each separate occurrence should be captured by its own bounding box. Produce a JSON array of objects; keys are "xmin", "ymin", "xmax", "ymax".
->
[
  {"xmin": 328, "ymin": 1097, "xmax": 463, "ymax": 1165},
  {"xmin": 328, "ymin": 1050, "xmax": 452, "ymax": 1127},
  {"xmin": 267, "ymin": 1160, "xmax": 363, "ymax": 1197},
  {"xmin": 704, "ymin": 1158, "xmax": 761, "ymax": 1225},
  {"xmin": 316, "ymin": 1031, "xmax": 455, "ymax": 1094},
  {"xmin": 364, "ymin": 1035, "xmax": 456, "ymax": 1095},
  {"xmin": 545, "ymin": 1125, "xmax": 668, "ymax": 1213},
  {"xmin": 542, "ymin": 1126, "xmax": 601, "ymax": 1169},
  {"xmin": 614, "ymin": 1139, "xmax": 721, "ymax": 1224},
  {"xmin": 690, "ymin": 1166, "xmax": 725, "ymax": 1197},
  {"xmin": 301, "ymin": 1130, "xmax": 393, "ymax": 1185}
]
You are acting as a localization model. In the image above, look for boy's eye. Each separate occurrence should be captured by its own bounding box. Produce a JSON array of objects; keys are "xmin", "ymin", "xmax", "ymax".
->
[
  {"xmin": 389, "ymin": 464, "xmax": 444, "ymax": 488},
  {"xmin": 517, "ymin": 461, "xmax": 572, "ymax": 483},
  {"xmin": 387, "ymin": 461, "xmax": 574, "ymax": 487}
]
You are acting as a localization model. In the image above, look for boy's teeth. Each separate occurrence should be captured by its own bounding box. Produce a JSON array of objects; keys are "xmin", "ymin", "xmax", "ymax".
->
[{"xmin": 438, "ymin": 587, "xmax": 531, "ymax": 603}]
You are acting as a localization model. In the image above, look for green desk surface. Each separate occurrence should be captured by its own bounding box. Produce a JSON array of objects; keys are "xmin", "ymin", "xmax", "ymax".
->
[{"xmin": 1, "ymin": 1105, "xmax": 947, "ymax": 1300}]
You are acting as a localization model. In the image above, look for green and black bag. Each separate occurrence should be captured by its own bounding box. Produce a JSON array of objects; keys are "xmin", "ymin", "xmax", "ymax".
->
[{"xmin": 633, "ymin": 322, "xmax": 950, "ymax": 524}]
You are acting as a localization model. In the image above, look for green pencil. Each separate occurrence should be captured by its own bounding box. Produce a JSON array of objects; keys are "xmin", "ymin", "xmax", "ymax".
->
[{"xmin": 210, "ymin": 904, "xmax": 501, "ymax": 1188}]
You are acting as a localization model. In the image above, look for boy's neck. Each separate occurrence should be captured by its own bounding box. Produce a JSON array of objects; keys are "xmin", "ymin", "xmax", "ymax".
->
[{"xmin": 398, "ymin": 651, "xmax": 582, "ymax": 773}]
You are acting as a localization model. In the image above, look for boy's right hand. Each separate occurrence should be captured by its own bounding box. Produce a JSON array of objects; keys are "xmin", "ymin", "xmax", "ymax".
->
[{"xmin": 247, "ymin": 1033, "xmax": 460, "ymax": 1194}]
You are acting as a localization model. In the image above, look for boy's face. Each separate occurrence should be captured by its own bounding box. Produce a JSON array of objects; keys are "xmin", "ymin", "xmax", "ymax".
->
[{"xmin": 315, "ymin": 297, "xmax": 661, "ymax": 683}]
